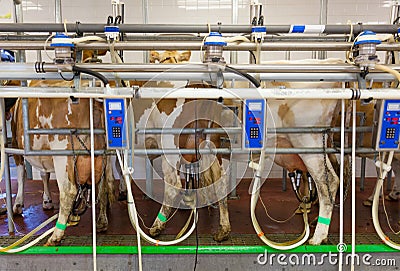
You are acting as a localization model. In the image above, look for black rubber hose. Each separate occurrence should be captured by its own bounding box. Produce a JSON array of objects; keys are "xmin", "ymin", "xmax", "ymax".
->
[
  {"xmin": 72, "ymin": 65, "xmax": 109, "ymax": 86},
  {"xmin": 224, "ymin": 65, "xmax": 261, "ymax": 88}
]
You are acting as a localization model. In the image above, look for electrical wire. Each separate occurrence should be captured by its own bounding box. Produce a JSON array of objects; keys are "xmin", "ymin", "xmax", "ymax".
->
[
  {"xmin": 72, "ymin": 65, "xmax": 109, "ymax": 86},
  {"xmin": 259, "ymin": 196, "xmax": 299, "ymax": 224},
  {"xmin": 224, "ymin": 65, "xmax": 261, "ymax": 88}
]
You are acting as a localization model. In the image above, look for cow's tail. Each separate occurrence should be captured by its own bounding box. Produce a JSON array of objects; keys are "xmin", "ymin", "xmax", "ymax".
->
[{"xmin": 328, "ymin": 153, "xmax": 351, "ymax": 199}]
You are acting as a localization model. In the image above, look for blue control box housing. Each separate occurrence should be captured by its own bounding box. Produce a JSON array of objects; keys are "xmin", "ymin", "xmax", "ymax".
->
[
  {"xmin": 105, "ymin": 99, "xmax": 128, "ymax": 149},
  {"xmin": 376, "ymin": 99, "xmax": 400, "ymax": 150},
  {"xmin": 243, "ymin": 99, "xmax": 266, "ymax": 149}
]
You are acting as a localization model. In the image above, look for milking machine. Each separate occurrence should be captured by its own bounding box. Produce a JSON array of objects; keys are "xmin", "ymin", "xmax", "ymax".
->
[
  {"xmin": 107, "ymin": 98, "xmax": 200, "ymax": 271},
  {"xmin": 350, "ymin": 28, "xmax": 400, "ymax": 250},
  {"xmin": 244, "ymin": 97, "xmax": 313, "ymax": 249},
  {"xmin": 372, "ymin": 98, "xmax": 400, "ymax": 250}
]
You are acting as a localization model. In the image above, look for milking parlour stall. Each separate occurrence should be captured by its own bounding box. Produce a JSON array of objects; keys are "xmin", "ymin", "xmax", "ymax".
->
[{"xmin": 2, "ymin": 0, "xmax": 400, "ymax": 270}]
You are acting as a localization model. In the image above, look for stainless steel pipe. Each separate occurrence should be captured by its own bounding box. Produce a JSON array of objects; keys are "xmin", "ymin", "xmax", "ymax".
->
[
  {"xmin": 0, "ymin": 41, "xmax": 400, "ymax": 51},
  {"xmin": 0, "ymin": 23, "xmax": 398, "ymax": 34}
]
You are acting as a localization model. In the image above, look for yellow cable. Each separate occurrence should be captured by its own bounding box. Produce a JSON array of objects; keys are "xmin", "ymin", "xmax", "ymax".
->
[{"xmin": 0, "ymin": 214, "xmax": 58, "ymax": 252}]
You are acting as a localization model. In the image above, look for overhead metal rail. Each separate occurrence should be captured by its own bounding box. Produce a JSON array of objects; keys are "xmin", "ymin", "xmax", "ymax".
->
[
  {"xmin": 0, "ymin": 41, "xmax": 400, "ymax": 51},
  {"xmin": 3, "ymin": 146, "xmax": 380, "ymax": 156},
  {"xmin": 21, "ymin": 126, "xmax": 372, "ymax": 137},
  {"xmin": 136, "ymin": 126, "xmax": 373, "ymax": 134},
  {"xmin": 0, "ymin": 63, "xmax": 399, "ymax": 82},
  {"xmin": 2, "ymin": 62, "xmax": 400, "ymax": 74},
  {"xmin": 0, "ymin": 23, "xmax": 399, "ymax": 35},
  {"xmin": 0, "ymin": 87, "xmax": 399, "ymax": 99},
  {"xmin": 0, "ymin": 62, "xmax": 384, "ymax": 72},
  {"xmin": 0, "ymin": 34, "xmax": 358, "ymax": 42},
  {"xmin": 0, "ymin": 71, "xmax": 395, "ymax": 82},
  {"xmin": 2, "ymin": 72, "xmax": 394, "ymax": 82}
]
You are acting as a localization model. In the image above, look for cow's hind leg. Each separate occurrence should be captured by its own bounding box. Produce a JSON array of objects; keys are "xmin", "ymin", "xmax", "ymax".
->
[
  {"xmin": 13, "ymin": 163, "xmax": 26, "ymax": 215},
  {"xmin": 203, "ymin": 158, "xmax": 231, "ymax": 242},
  {"xmin": 303, "ymin": 154, "xmax": 339, "ymax": 245},
  {"xmin": 96, "ymin": 157, "xmax": 115, "ymax": 232},
  {"xmin": 41, "ymin": 172, "xmax": 54, "ymax": 210},
  {"xmin": 149, "ymin": 155, "xmax": 181, "ymax": 237},
  {"xmin": 46, "ymin": 157, "xmax": 77, "ymax": 246}
]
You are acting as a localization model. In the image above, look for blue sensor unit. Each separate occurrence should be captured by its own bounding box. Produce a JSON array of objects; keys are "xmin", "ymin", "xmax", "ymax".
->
[
  {"xmin": 105, "ymin": 99, "xmax": 128, "ymax": 149},
  {"xmin": 376, "ymin": 99, "xmax": 400, "ymax": 150},
  {"xmin": 243, "ymin": 99, "xmax": 266, "ymax": 149}
]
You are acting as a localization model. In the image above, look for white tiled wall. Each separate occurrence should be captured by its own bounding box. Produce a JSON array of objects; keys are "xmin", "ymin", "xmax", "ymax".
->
[{"xmin": 1, "ymin": 0, "xmax": 393, "ymax": 179}]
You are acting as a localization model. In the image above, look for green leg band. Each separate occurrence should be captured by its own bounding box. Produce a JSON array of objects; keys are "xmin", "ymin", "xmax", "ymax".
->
[
  {"xmin": 157, "ymin": 212, "xmax": 167, "ymax": 223},
  {"xmin": 56, "ymin": 221, "xmax": 67, "ymax": 230},
  {"xmin": 318, "ymin": 216, "xmax": 331, "ymax": 225}
]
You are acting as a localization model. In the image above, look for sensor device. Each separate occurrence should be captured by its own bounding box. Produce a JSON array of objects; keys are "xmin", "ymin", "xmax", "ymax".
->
[
  {"xmin": 243, "ymin": 99, "xmax": 266, "ymax": 149},
  {"xmin": 105, "ymin": 98, "xmax": 128, "ymax": 149},
  {"xmin": 375, "ymin": 99, "xmax": 400, "ymax": 150}
]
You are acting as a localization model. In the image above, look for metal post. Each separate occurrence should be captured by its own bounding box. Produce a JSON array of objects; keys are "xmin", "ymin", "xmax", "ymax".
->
[
  {"xmin": 55, "ymin": 0, "xmax": 62, "ymax": 23},
  {"xmin": 0, "ymin": 98, "xmax": 14, "ymax": 233},
  {"xmin": 317, "ymin": 0, "xmax": 328, "ymax": 60},
  {"xmin": 282, "ymin": 168, "xmax": 287, "ymax": 191},
  {"xmin": 22, "ymin": 98, "xmax": 33, "ymax": 180},
  {"xmin": 142, "ymin": 0, "xmax": 149, "ymax": 63},
  {"xmin": 227, "ymin": 106, "xmax": 239, "ymax": 199},
  {"xmin": 14, "ymin": 0, "xmax": 31, "ymax": 180},
  {"xmin": 145, "ymin": 158, "xmax": 153, "ymax": 198},
  {"xmin": 230, "ymin": 0, "xmax": 238, "ymax": 65},
  {"xmin": 22, "ymin": 99, "xmax": 31, "ymax": 153},
  {"xmin": 89, "ymin": 98, "xmax": 97, "ymax": 271},
  {"xmin": 390, "ymin": 1, "xmax": 400, "ymax": 25},
  {"xmin": 360, "ymin": 157, "xmax": 366, "ymax": 191},
  {"xmin": 285, "ymin": 51, "xmax": 291, "ymax": 61},
  {"xmin": 228, "ymin": 159, "xmax": 238, "ymax": 199},
  {"xmin": 387, "ymin": 169, "xmax": 392, "ymax": 192}
]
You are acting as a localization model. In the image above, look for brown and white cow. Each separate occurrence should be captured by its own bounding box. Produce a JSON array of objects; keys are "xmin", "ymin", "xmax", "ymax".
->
[
  {"xmin": 123, "ymin": 50, "xmax": 233, "ymax": 241},
  {"xmin": 123, "ymin": 52, "xmax": 344, "ymax": 245},
  {"xmin": 11, "ymin": 77, "xmax": 115, "ymax": 245}
]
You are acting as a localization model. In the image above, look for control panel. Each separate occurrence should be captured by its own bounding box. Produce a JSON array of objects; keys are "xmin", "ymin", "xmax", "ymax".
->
[
  {"xmin": 243, "ymin": 99, "xmax": 266, "ymax": 149},
  {"xmin": 376, "ymin": 99, "xmax": 400, "ymax": 150},
  {"xmin": 105, "ymin": 99, "xmax": 128, "ymax": 149}
]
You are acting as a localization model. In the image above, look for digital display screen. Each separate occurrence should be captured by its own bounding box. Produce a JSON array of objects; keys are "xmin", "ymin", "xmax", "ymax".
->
[
  {"xmin": 387, "ymin": 103, "xmax": 400, "ymax": 111},
  {"xmin": 109, "ymin": 102, "xmax": 122, "ymax": 111},
  {"xmin": 248, "ymin": 102, "xmax": 262, "ymax": 111}
]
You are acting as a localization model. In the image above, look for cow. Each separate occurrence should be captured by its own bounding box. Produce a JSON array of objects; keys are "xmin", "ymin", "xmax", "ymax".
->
[
  {"xmin": 9, "ymin": 50, "xmax": 115, "ymax": 244},
  {"xmin": 115, "ymin": 51, "xmax": 344, "ymax": 245}
]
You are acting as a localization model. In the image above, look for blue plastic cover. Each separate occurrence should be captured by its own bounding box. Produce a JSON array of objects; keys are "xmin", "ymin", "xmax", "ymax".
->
[{"xmin": 0, "ymin": 49, "xmax": 15, "ymax": 62}]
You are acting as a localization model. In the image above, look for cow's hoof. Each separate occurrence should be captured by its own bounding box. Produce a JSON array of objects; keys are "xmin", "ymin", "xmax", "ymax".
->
[
  {"xmin": 45, "ymin": 238, "xmax": 62, "ymax": 246},
  {"xmin": 12, "ymin": 204, "xmax": 23, "ymax": 215},
  {"xmin": 149, "ymin": 226, "xmax": 162, "ymax": 237},
  {"xmin": 68, "ymin": 215, "xmax": 80, "ymax": 227},
  {"xmin": 96, "ymin": 224, "xmax": 108, "ymax": 233},
  {"xmin": 96, "ymin": 217, "xmax": 108, "ymax": 232},
  {"xmin": 213, "ymin": 226, "xmax": 230, "ymax": 242},
  {"xmin": 308, "ymin": 237, "xmax": 328, "ymax": 245},
  {"xmin": 118, "ymin": 191, "xmax": 127, "ymax": 201},
  {"xmin": 363, "ymin": 199, "xmax": 372, "ymax": 207},
  {"xmin": 385, "ymin": 194, "xmax": 398, "ymax": 202},
  {"xmin": 42, "ymin": 200, "xmax": 54, "ymax": 210}
]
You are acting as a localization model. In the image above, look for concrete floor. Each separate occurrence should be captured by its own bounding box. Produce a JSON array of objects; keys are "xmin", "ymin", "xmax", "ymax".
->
[{"xmin": 0, "ymin": 176, "xmax": 399, "ymax": 243}]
